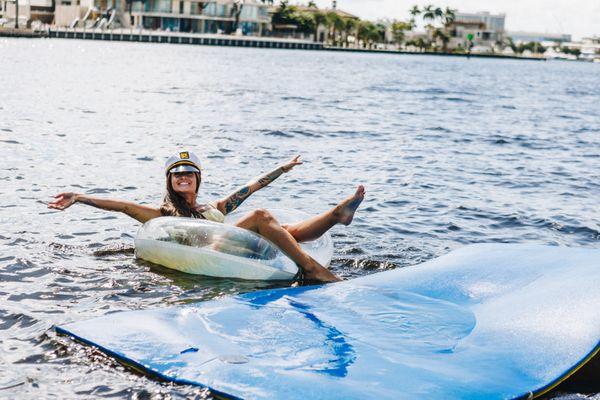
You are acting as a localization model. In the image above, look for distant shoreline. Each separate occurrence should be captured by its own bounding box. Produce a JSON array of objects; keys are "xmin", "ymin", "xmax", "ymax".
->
[
  {"xmin": 1, "ymin": 27, "xmax": 544, "ymax": 61},
  {"xmin": 325, "ymin": 46, "xmax": 545, "ymax": 61}
]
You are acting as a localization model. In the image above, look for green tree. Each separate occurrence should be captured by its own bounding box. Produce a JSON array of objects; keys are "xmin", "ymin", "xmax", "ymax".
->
[
  {"xmin": 442, "ymin": 7, "xmax": 456, "ymax": 26},
  {"xmin": 391, "ymin": 20, "xmax": 413, "ymax": 48},
  {"xmin": 312, "ymin": 10, "xmax": 327, "ymax": 42},
  {"xmin": 358, "ymin": 21, "xmax": 383, "ymax": 49},
  {"xmin": 357, "ymin": 21, "xmax": 373, "ymax": 48},
  {"xmin": 272, "ymin": 0, "xmax": 297, "ymax": 25},
  {"xmin": 272, "ymin": 1, "xmax": 318, "ymax": 38},
  {"xmin": 344, "ymin": 17, "xmax": 359, "ymax": 47},
  {"xmin": 416, "ymin": 4, "xmax": 455, "ymax": 52},
  {"xmin": 407, "ymin": 37, "xmax": 429, "ymax": 52},
  {"xmin": 376, "ymin": 23, "xmax": 387, "ymax": 44},
  {"xmin": 422, "ymin": 5, "xmax": 436, "ymax": 23},
  {"xmin": 516, "ymin": 41, "xmax": 546, "ymax": 54},
  {"xmin": 409, "ymin": 5, "xmax": 420, "ymax": 18},
  {"xmin": 326, "ymin": 10, "xmax": 344, "ymax": 46},
  {"xmin": 432, "ymin": 28, "xmax": 450, "ymax": 52},
  {"xmin": 506, "ymin": 37, "xmax": 517, "ymax": 52}
]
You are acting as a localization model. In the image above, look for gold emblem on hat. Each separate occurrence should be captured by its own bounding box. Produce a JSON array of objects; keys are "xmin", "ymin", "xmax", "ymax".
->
[{"xmin": 180, "ymin": 152, "xmax": 189, "ymax": 159}]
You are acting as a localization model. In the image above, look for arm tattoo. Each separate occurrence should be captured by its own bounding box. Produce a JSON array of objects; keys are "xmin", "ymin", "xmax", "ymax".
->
[
  {"xmin": 222, "ymin": 167, "xmax": 284, "ymax": 214},
  {"xmin": 224, "ymin": 186, "xmax": 251, "ymax": 214},
  {"xmin": 77, "ymin": 197, "xmax": 105, "ymax": 210},
  {"xmin": 257, "ymin": 167, "xmax": 283, "ymax": 188}
]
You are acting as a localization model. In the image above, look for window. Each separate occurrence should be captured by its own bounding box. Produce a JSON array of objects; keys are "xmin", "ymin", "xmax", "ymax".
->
[
  {"xmin": 152, "ymin": 0, "xmax": 172, "ymax": 13},
  {"xmin": 203, "ymin": 2, "xmax": 215, "ymax": 16},
  {"xmin": 240, "ymin": 5, "xmax": 257, "ymax": 20},
  {"xmin": 179, "ymin": 1, "xmax": 183, "ymax": 14}
]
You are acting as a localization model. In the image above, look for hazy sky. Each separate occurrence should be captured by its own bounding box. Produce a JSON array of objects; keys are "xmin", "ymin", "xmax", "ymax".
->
[{"xmin": 313, "ymin": 0, "xmax": 599, "ymax": 40}]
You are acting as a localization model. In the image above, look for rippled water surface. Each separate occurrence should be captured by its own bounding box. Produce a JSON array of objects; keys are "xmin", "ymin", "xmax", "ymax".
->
[{"xmin": 1, "ymin": 38, "xmax": 599, "ymax": 398}]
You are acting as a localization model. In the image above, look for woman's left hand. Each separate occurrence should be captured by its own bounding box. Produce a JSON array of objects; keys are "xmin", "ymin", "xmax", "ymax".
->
[{"xmin": 281, "ymin": 155, "xmax": 303, "ymax": 173}]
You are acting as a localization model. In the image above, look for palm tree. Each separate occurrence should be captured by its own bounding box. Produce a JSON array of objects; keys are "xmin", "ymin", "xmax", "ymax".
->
[
  {"xmin": 326, "ymin": 10, "xmax": 343, "ymax": 46},
  {"xmin": 312, "ymin": 10, "xmax": 327, "ymax": 42},
  {"xmin": 361, "ymin": 22, "xmax": 382, "ymax": 49},
  {"xmin": 506, "ymin": 37, "xmax": 517, "ymax": 53},
  {"xmin": 376, "ymin": 22, "xmax": 386, "ymax": 43},
  {"xmin": 415, "ymin": 37, "xmax": 428, "ymax": 52},
  {"xmin": 230, "ymin": 0, "xmax": 244, "ymax": 34},
  {"xmin": 15, "ymin": 0, "xmax": 19, "ymax": 28},
  {"xmin": 344, "ymin": 17, "xmax": 358, "ymax": 48},
  {"xmin": 357, "ymin": 20, "xmax": 371, "ymax": 48},
  {"xmin": 422, "ymin": 4, "xmax": 435, "ymax": 23},
  {"xmin": 334, "ymin": 14, "xmax": 346, "ymax": 46},
  {"xmin": 432, "ymin": 28, "xmax": 450, "ymax": 52},
  {"xmin": 442, "ymin": 7, "xmax": 456, "ymax": 26},
  {"xmin": 409, "ymin": 5, "xmax": 420, "ymax": 18},
  {"xmin": 391, "ymin": 20, "xmax": 413, "ymax": 49},
  {"xmin": 307, "ymin": 0, "xmax": 317, "ymax": 7}
]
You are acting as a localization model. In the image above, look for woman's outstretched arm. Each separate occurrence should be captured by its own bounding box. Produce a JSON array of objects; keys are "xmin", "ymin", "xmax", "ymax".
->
[
  {"xmin": 213, "ymin": 155, "xmax": 303, "ymax": 215},
  {"xmin": 48, "ymin": 192, "xmax": 161, "ymax": 223}
]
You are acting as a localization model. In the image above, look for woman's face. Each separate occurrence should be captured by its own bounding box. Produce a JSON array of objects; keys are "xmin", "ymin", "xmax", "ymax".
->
[{"xmin": 170, "ymin": 172, "xmax": 198, "ymax": 195}]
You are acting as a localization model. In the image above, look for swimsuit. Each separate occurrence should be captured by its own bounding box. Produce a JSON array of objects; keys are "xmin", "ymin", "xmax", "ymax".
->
[{"xmin": 194, "ymin": 204, "xmax": 225, "ymax": 223}]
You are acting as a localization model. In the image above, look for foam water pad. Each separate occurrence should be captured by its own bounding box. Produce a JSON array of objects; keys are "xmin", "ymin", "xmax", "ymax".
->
[{"xmin": 56, "ymin": 244, "xmax": 600, "ymax": 399}]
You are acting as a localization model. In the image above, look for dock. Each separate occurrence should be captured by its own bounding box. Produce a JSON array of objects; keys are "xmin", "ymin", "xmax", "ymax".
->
[
  {"xmin": 4, "ymin": 27, "xmax": 544, "ymax": 61},
  {"xmin": 46, "ymin": 27, "xmax": 323, "ymax": 50}
]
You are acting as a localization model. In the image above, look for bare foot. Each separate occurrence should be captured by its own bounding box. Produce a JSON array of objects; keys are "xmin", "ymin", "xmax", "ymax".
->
[
  {"xmin": 333, "ymin": 185, "xmax": 365, "ymax": 226},
  {"xmin": 301, "ymin": 257, "xmax": 341, "ymax": 284},
  {"xmin": 304, "ymin": 269, "xmax": 341, "ymax": 283}
]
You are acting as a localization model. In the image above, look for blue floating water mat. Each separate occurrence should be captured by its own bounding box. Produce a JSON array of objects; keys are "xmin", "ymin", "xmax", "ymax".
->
[{"xmin": 56, "ymin": 244, "xmax": 600, "ymax": 399}]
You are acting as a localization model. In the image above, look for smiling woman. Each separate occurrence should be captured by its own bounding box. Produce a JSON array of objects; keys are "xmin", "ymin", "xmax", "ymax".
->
[{"xmin": 48, "ymin": 151, "xmax": 366, "ymax": 284}]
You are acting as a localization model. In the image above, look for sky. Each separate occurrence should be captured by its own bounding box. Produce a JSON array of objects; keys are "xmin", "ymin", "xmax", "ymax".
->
[{"xmin": 312, "ymin": 0, "xmax": 599, "ymax": 40}]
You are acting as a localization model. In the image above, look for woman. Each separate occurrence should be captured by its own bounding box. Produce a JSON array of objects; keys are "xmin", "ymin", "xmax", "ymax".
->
[{"xmin": 49, "ymin": 151, "xmax": 365, "ymax": 283}]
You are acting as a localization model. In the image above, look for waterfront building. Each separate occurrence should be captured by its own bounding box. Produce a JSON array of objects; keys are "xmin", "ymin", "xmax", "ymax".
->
[
  {"xmin": 131, "ymin": 0, "xmax": 269, "ymax": 35},
  {"xmin": 507, "ymin": 31, "xmax": 571, "ymax": 45},
  {"xmin": 0, "ymin": 0, "xmax": 53, "ymax": 27},
  {"xmin": 53, "ymin": 0, "xmax": 270, "ymax": 36},
  {"xmin": 562, "ymin": 37, "xmax": 600, "ymax": 61},
  {"xmin": 446, "ymin": 11, "xmax": 505, "ymax": 51},
  {"xmin": 54, "ymin": 0, "xmax": 128, "ymax": 28}
]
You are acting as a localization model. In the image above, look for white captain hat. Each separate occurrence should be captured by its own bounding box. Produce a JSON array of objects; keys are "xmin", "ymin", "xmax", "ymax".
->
[{"xmin": 165, "ymin": 151, "xmax": 201, "ymax": 175}]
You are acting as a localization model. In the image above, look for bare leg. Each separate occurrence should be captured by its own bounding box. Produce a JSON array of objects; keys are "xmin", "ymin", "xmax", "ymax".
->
[
  {"xmin": 235, "ymin": 209, "xmax": 340, "ymax": 283},
  {"xmin": 284, "ymin": 185, "xmax": 365, "ymax": 243}
]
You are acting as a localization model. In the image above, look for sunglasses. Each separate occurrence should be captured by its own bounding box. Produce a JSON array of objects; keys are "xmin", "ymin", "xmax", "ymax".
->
[{"xmin": 171, "ymin": 171, "xmax": 196, "ymax": 177}]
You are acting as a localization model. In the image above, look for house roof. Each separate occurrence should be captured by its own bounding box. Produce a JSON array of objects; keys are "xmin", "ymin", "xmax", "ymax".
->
[{"xmin": 270, "ymin": 5, "xmax": 359, "ymax": 20}]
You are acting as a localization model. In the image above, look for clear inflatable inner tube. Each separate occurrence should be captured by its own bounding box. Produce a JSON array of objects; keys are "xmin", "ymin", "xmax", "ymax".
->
[{"xmin": 135, "ymin": 209, "xmax": 333, "ymax": 281}]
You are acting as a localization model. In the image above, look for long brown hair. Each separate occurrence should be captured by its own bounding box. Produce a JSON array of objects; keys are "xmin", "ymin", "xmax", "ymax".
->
[{"xmin": 160, "ymin": 172, "xmax": 202, "ymax": 217}]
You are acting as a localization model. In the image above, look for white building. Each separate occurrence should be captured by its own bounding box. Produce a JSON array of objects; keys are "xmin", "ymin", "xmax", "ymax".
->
[
  {"xmin": 1, "ymin": 0, "xmax": 53, "ymax": 27},
  {"xmin": 53, "ymin": 0, "xmax": 270, "ymax": 35},
  {"xmin": 131, "ymin": 0, "xmax": 269, "ymax": 35},
  {"xmin": 563, "ymin": 37, "xmax": 600, "ymax": 61},
  {"xmin": 447, "ymin": 11, "xmax": 505, "ymax": 51},
  {"xmin": 54, "ymin": 0, "xmax": 126, "ymax": 29},
  {"xmin": 507, "ymin": 31, "xmax": 571, "ymax": 45}
]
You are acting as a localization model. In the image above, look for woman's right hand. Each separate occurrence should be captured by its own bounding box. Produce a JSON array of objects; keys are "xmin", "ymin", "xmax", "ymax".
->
[{"xmin": 48, "ymin": 192, "xmax": 78, "ymax": 210}]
